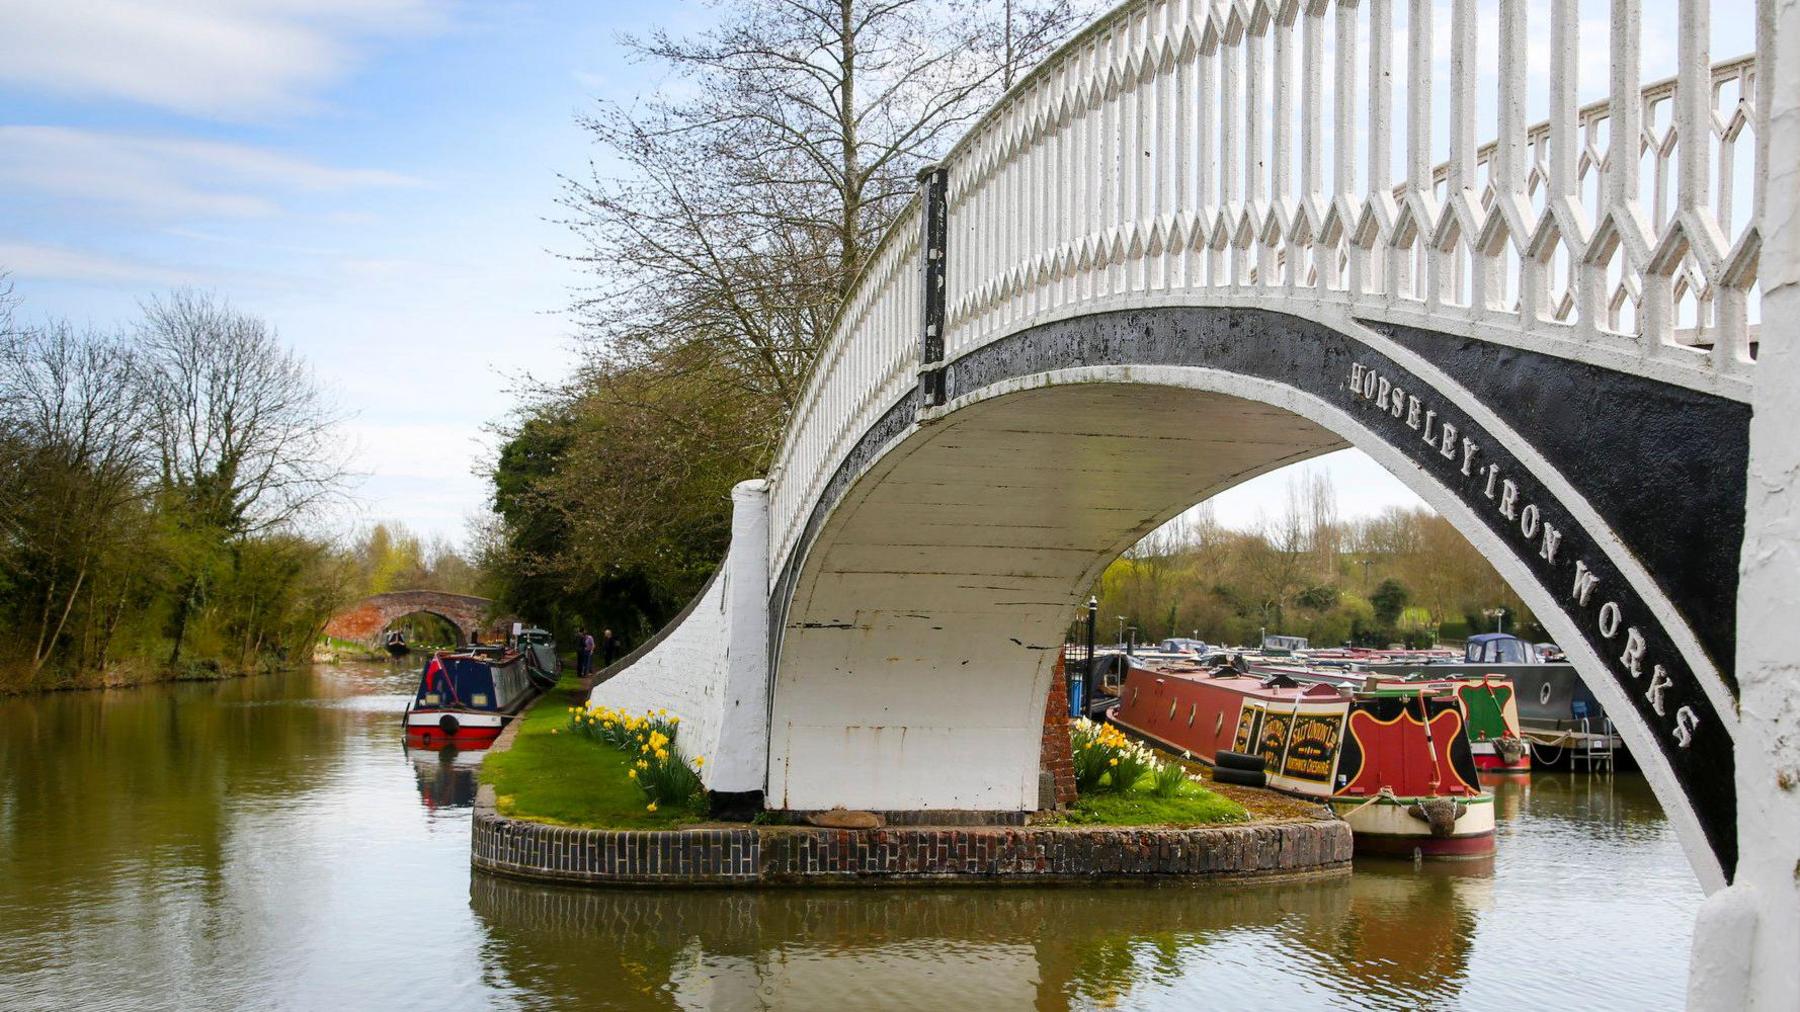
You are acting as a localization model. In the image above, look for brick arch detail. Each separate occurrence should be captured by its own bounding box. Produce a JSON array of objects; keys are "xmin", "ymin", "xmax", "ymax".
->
[{"xmin": 323, "ymin": 591, "xmax": 501, "ymax": 646}]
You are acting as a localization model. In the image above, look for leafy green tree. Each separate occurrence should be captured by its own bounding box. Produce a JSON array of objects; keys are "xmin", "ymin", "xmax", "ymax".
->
[
  {"xmin": 1296, "ymin": 585, "xmax": 1340, "ymax": 612},
  {"xmin": 1371, "ymin": 578, "xmax": 1411, "ymax": 628},
  {"xmin": 486, "ymin": 348, "xmax": 775, "ymax": 643}
]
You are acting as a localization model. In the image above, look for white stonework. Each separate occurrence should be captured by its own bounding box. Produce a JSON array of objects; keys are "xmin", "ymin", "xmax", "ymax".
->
[{"xmin": 587, "ymin": 480, "xmax": 770, "ymax": 794}]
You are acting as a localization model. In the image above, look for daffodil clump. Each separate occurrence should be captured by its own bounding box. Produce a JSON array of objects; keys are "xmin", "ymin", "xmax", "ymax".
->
[
  {"xmin": 565, "ymin": 703, "xmax": 703, "ymax": 810},
  {"xmin": 1069, "ymin": 717, "xmax": 1192, "ymax": 797}
]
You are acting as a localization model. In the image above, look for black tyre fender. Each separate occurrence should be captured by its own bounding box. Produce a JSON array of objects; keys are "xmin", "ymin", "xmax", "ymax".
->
[
  {"xmin": 439, "ymin": 714, "xmax": 460, "ymax": 736},
  {"xmin": 1215, "ymin": 750, "xmax": 1266, "ymax": 773},
  {"xmin": 1212, "ymin": 766, "xmax": 1267, "ymax": 788}
]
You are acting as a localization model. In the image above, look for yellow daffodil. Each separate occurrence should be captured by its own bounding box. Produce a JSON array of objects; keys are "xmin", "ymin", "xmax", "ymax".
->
[
  {"xmin": 636, "ymin": 759, "xmax": 649, "ymax": 769},
  {"xmin": 655, "ymin": 749, "xmax": 668, "ymax": 760},
  {"xmin": 628, "ymin": 769, "xmax": 638, "ymax": 779},
  {"xmin": 550, "ymin": 728, "xmax": 559, "ymax": 735},
  {"xmin": 646, "ymin": 802, "xmax": 658, "ymax": 812},
  {"xmin": 1108, "ymin": 758, "xmax": 1119, "ymax": 767},
  {"xmin": 693, "ymin": 756, "xmax": 705, "ymax": 767}
]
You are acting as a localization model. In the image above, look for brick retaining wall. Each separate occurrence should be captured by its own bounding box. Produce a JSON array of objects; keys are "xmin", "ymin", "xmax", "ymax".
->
[{"xmin": 471, "ymin": 785, "xmax": 1351, "ymax": 886}]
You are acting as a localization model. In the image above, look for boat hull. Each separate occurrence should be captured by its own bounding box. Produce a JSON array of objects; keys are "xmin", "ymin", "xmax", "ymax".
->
[
  {"xmin": 1330, "ymin": 793, "xmax": 1497, "ymax": 858},
  {"xmin": 1471, "ymin": 741, "xmax": 1531, "ymax": 773},
  {"xmin": 404, "ymin": 708, "xmax": 507, "ymax": 748}
]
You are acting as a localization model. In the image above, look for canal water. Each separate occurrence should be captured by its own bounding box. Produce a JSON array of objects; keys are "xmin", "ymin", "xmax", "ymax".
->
[{"xmin": 0, "ymin": 661, "xmax": 1699, "ymax": 1010}]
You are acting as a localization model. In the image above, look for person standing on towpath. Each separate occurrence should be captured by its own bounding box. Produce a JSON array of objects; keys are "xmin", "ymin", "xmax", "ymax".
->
[
  {"xmin": 575, "ymin": 629, "xmax": 594, "ymax": 681},
  {"xmin": 600, "ymin": 628, "xmax": 619, "ymax": 669}
]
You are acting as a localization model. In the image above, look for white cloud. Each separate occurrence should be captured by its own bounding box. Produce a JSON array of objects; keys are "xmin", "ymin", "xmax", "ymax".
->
[
  {"xmin": 343, "ymin": 421, "xmax": 495, "ymax": 483},
  {"xmin": 0, "ymin": 126, "xmax": 420, "ymax": 219},
  {"xmin": 0, "ymin": 240, "xmax": 202, "ymax": 286},
  {"xmin": 0, "ymin": 0, "xmax": 445, "ymax": 118}
]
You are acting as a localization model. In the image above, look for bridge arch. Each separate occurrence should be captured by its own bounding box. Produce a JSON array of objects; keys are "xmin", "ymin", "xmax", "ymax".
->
[
  {"xmin": 322, "ymin": 591, "xmax": 498, "ymax": 648},
  {"xmin": 767, "ymin": 303, "xmax": 1740, "ymax": 890}
]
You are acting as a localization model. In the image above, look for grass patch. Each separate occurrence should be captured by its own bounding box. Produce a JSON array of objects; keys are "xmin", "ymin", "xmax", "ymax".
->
[
  {"xmin": 479, "ymin": 677, "xmax": 706, "ymax": 830},
  {"xmin": 1058, "ymin": 778, "xmax": 1247, "ymax": 828}
]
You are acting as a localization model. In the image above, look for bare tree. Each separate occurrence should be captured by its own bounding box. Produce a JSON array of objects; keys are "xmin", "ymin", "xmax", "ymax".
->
[
  {"xmin": 139, "ymin": 291, "xmax": 347, "ymax": 536},
  {"xmin": 1240, "ymin": 475, "xmax": 1323, "ymax": 633},
  {"xmin": 0, "ymin": 320, "xmax": 151, "ymax": 672},
  {"xmin": 0, "ymin": 271, "xmax": 23, "ymax": 553},
  {"xmin": 564, "ymin": 0, "xmax": 1096, "ymax": 413},
  {"xmin": 137, "ymin": 291, "xmax": 348, "ymax": 661}
]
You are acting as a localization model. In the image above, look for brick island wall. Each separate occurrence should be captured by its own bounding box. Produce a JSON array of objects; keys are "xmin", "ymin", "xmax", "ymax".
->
[{"xmin": 471, "ymin": 785, "xmax": 1351, "ymax": 887}]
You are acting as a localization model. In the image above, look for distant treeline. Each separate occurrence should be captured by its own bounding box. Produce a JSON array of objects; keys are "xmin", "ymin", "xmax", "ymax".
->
[
  {"xmin": 1089, "ymin": 471, "xmax": 1544, "ymax": 650},
  {"xmin": 0, "ymin": 282, "xmax": 476, "ymax": 692}
]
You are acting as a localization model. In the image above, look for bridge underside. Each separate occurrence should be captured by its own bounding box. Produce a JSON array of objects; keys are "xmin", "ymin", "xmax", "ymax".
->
[{"xmin": 768, "ymin": 383, "xmax": 1344, "ymax": 811}]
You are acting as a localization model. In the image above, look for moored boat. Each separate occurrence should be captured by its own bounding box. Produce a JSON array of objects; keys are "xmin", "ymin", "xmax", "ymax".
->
[
  {"xmin": 1273, "ymin": 665, "xmax": 1531, "ymax": 776},
  {"xmin": 1109, "ymin": 657, "xmax": 1494, "ymax": 858},
  {"xmin": 404, "ymin": 628, "xmax": 558, "ymax": 748},
  {"xmin": 1362, "ymin": 633, "xmax": 1628, "ymax": 769},
  {"xmin": 385, "ymin": 630, "xmax": 410, "ymax": 658},
  {"xmin": 1442, "ymin": 674, "xmax": 1530, "ymax": 774}
]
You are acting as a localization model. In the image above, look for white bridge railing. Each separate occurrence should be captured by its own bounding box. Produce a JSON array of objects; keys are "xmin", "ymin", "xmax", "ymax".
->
[{"xmin": 768, "ymin": 0, "xmax": 1768, "ymax": 583}]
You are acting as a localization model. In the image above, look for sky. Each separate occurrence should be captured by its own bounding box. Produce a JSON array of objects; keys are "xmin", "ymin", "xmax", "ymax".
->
[{"xmin": 0, "ymin": 1, "xmax": 1750, "ymax": 547}]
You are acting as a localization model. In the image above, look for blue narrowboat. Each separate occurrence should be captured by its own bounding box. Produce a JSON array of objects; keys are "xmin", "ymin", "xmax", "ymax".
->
[{"xmin": 403, "ymin": 629, "xmax": 559, "ymax": 748}]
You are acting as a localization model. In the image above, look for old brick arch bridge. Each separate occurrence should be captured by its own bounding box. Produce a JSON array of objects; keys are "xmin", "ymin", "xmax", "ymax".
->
[
  {"xmin": 323, "ymin": 591, "xmax": 498, "ymax": 647},
  {"xmin": 587, "ymin": 0, "xmax": 1800, "ymax": 1003}
]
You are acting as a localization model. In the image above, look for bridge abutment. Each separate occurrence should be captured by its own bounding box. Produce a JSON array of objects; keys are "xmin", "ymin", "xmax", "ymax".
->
[{"xmin": 587, "ymin": 480, "xmax": 771, "ymax": 798}]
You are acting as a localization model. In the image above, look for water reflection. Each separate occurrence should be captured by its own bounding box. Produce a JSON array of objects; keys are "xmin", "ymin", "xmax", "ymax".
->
[
  {"xmin": 0, "ymin": 663, "xmax": 1701, "ymax": 1011},
  {"xmin": 470, "ymin": 864, "xmax": 1486, "ymax": 1009},
  {"xmin": 470, "ymin": 867, "xmax": 1518, "ymax": 1010},
  {"xmin": 411, "ymin": 745, "xmax": 483, "ymax": 812}
]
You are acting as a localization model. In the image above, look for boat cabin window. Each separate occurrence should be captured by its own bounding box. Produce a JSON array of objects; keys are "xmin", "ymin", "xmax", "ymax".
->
[
  {"xmin": 1464, "ymin": 637, "xmax": 1538, "ymax": 664},
  {"xmin": 471, "ymin": 693, "xmax": 489, "ymax": 707},
  {"xmin": 422, "ymin": 693, "xmax": 440, "ymax": 704}
]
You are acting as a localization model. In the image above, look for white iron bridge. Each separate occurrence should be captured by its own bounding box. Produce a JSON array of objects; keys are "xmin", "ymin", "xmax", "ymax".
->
[{"xmin": 592, "ymin": 2, "xmax": 1800, "ymax": 1004}]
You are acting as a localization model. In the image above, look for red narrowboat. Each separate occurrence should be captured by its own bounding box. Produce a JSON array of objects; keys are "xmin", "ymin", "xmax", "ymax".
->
[{"xmin": 1110, "ymin": 658, "xmax": 1495, "ymax": 858}]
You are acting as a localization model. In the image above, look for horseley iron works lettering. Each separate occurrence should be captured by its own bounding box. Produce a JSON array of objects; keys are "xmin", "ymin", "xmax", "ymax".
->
[{"xmin": 1345, "ymin": 361, "xmax": 1703, "ymax": 752}]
